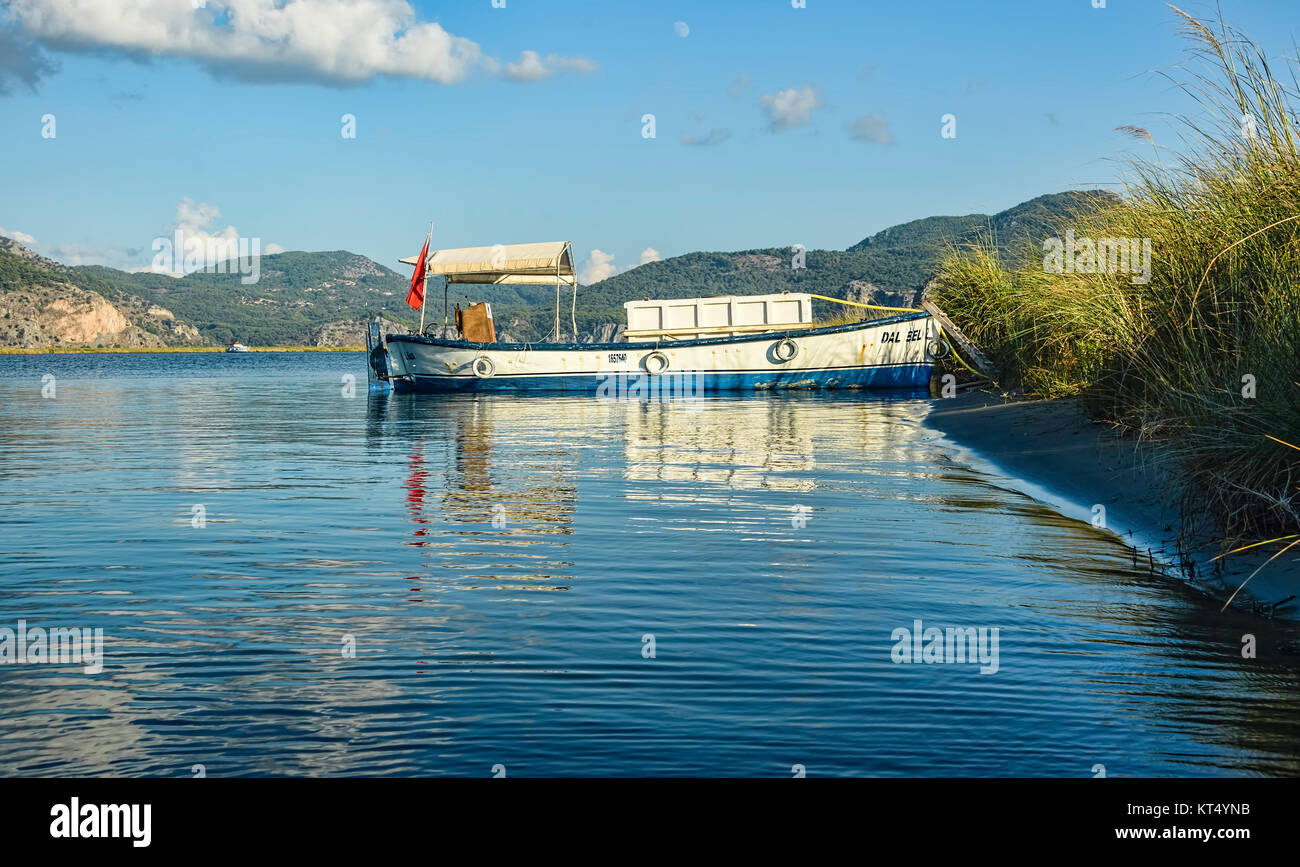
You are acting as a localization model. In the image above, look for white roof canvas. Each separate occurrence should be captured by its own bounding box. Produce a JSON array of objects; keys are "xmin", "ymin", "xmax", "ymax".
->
[{"xmin": 400, "ymin": 241, "xmax": 575, "ymax": 286}]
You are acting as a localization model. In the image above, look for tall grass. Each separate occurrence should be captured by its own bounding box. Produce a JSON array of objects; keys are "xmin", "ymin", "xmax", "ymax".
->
[{"xmin": 935, "ymin": 6, "xmax": 1300, "ymax": 541}]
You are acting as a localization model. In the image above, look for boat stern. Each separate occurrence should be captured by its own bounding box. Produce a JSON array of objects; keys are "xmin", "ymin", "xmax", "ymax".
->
[{"xmin": 365, "ymin": 319, "xmax": 397, "ymax": 393}]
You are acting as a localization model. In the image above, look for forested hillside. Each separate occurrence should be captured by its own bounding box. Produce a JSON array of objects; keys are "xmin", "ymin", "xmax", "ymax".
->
[{"xmin": 1, "ymin": 190, "xmax": 1115, "ymax": 346}]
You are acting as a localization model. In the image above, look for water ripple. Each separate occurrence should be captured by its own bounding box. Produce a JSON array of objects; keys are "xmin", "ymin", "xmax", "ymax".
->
[{"xmin": 1, "ymin": 352, "xmax": 1298, "ymax": 777}]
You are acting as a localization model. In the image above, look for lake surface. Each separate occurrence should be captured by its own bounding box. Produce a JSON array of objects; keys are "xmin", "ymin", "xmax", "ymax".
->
[{"xmin": 1, "ymin": 351, "xmax": 1298, "ymax": 777}]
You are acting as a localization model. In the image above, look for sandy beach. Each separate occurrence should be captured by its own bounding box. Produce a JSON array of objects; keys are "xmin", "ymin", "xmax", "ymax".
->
[{"xmin": 927, "ymin": 391, "xmax": 1300, "ymax": 620}]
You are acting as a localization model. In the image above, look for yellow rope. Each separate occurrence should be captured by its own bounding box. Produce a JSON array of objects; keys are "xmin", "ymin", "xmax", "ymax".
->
[
  {"xmin": 807, "ymin": 293, "xmax": 921, "ymax": 314},
  {"xmin": 938, "ymin": 326, "xmax": 996, "ymax": 385},
  {"xmin": 809, "ymin": 293, "xmax": 993, "ymax": 384}
]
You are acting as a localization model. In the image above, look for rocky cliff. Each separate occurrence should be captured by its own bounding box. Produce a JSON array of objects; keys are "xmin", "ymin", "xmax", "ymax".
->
[
  {"xmin": 307, "ymin": 316, "xmax": 410, "ymax": 347},
  {"xmin": 580, "ymin": 322, "xmax": 626, "ymax": 343},
  {"xmin": 0, "ymin": 238, "xmax": 202, "ymax": 348}
]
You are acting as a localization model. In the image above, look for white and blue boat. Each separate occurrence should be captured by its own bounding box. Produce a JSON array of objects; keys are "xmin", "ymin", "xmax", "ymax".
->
[{"xmin": 367, "ymin": 240, "xmax": 945, "ymax": 394}]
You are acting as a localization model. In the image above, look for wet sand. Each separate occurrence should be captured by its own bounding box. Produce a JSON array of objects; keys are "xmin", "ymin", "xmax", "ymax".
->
[{"xmin": 927, "ymin": 391, "xmax": 1299, "ymax": 619}]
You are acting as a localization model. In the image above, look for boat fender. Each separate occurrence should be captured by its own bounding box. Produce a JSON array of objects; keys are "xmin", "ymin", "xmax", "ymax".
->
[
  {"xmin": 643, "ymin": 351, "xmax": 670, "ymax": 375},
  {"xmin": 772, "ymin": 338, "xmax": 799, "ymax": 362},
  {"xmin": 928, "ymin": 339, "xmax": 951, "ymax": 359},
  {"xmin": 472, "ymin": 356, "xmax": 496, "ymax": 378}
]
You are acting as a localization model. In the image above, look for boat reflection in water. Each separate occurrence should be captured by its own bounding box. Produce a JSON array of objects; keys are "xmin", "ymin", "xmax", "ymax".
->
[
  {"xmin": 361, "ymin": 386, "xmax": 1300, "ymax": 778},
  {"xmin": 620, "ymin": 386, "xmax": 931, "ymax": 493},
  {"xmin": 371, "ymin": 392, "xmax": 581, "ymax": 593},
  {"xmin": 370, "ymin": 386, "xmax": 932, "ymax": 587},
  {"xmin": 7, "ymin": 353, "xmax": 1300, "ymax": 777}
]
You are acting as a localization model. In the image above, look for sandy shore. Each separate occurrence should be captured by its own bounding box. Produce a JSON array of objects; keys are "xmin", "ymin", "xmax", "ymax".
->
[{"xmin": 926, "ymin": 391, "xmax": 1299, "ymax": 619}]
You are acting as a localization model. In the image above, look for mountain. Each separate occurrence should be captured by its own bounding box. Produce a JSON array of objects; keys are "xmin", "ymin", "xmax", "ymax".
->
[
  {"xmin": 0, "ymin": 237, "xmax": 203, "ymax": 348},
  {"xmin": 72, "ymin": 250, "xmax": 419, "ymax": 346},
  {"xmin": 543, "ymin": 190, "xmax": 1120, "ymax": 340},
  {"xmin": 0, "ymin": 190, "xmax": 1118, "ymax": 348},
  {"xmin": 848, "ymin": 190, "xmax": 1119, "ymax": 252},
  {"xmin": 0, "ymin": 239, "xmax": 423, "ymax": 348}
]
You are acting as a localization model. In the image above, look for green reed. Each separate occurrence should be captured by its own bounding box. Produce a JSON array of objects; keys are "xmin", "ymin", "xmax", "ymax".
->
[{"xmin": 935, "ymin": 5, "xmax": 1300, "ymax": 542}]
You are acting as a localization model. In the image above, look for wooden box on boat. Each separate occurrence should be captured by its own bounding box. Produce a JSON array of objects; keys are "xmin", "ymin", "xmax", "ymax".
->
[
  {"xmin": 624, "ymin": 293, "xmax": 813, "ymax": 342},
  {"xmin": 455, "ymin": 302, "xmax": 496, "ymax": 343}
]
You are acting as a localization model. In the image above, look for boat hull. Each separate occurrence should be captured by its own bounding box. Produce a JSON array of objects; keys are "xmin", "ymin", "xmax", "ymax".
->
[{"xmin": 380, "ymin": 311, "xmax": 938, "ymax": 394}]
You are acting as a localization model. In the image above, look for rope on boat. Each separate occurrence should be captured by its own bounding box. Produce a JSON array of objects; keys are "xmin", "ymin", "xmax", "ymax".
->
[
  {"xmin": 806, "ymin": 293, "xmax": 921, "ymax": 314},
  {"xmin": 938, "ymin": 327, "xmax": 995, "ymax": 384},
  {"xmin": 808, "ymin": 292, "xmax": 995, "ymax": 384}
]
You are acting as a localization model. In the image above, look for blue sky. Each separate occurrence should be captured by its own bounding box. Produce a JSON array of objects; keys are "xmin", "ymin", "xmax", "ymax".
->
[{"xmin": 0, "ymin": 0, "xmax": 1296, "ymax": 281}]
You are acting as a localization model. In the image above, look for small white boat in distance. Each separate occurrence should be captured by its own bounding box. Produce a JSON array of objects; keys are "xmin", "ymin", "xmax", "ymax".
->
[
  {"xmin": 368, "ymin": 239, "xmax": 946, "ymax": 394},
  {"xmin": 225, "ymin": 340, "xmax": 249, "ymax": 353}
]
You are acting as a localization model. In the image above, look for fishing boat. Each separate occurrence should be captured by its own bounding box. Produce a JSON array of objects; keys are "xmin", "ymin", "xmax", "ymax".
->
[
  {"xmin": 225, "ymin": 340, "xmax": 249, "ymax": 353},
  {"xmin": 366, "ymin": 239, "xmax": 947, "ymax": 394}
]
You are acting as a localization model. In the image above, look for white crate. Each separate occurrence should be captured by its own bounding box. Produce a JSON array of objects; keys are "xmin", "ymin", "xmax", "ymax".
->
[{"xmin": 623, "ymin": 293, "xmax": 813, "ymax": 341}]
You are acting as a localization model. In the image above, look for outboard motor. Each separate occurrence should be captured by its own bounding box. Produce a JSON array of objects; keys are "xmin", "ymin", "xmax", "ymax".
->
[{"xmin": 366, "ymin": 319, "xmax": 393, "ymax": 393}]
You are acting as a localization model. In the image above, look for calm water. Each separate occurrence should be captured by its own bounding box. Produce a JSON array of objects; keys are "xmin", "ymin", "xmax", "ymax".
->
[{"xmin": 1, "ymin": 352, "xmax": 1298, "ymax": 777}]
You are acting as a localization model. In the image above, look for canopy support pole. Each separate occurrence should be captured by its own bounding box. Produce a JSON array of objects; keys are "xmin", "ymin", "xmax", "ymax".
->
[
  {"xmin": 417, "ymin": 221, "xmax": 433, "ymax": 334},
  {"xmin": 568, "ymin": 242, "xmax": 578, "ymax": 342}
]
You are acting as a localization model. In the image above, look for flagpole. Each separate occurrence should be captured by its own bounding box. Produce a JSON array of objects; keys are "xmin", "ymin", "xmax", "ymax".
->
[{"xmin": 417, "ymin": 221, "xmax": 433, "ymax": 334}]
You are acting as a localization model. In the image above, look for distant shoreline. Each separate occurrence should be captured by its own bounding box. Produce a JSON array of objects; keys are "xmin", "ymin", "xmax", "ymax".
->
[{"xmin": 0, "ymin": 346, "xmax": 364, "ymax": 354}]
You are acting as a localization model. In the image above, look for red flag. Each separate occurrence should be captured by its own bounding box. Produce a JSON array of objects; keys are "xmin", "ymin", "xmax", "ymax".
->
[{"xmin": 405, "ymin": 235, "xmax": 430, "ymax": 310}]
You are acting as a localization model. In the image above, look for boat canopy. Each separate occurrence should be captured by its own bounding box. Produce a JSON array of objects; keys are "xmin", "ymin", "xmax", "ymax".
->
[{"xmin": 399, "ymin": 241, "xmax": 576, "ymax": 286}]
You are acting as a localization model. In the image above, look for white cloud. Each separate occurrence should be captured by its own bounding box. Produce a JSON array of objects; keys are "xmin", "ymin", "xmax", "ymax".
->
[
  {"xmin": 579, "ymin": 247, "xmax": 659, "ymax": 282},
  {"xmin": 156, "ymin": 198, "xmax": 279, "ymax": 272},
  {"xmin": 728, "ymin": 74, "xmax": 752, "ymax": 100},
  {"xmin": 499, "ymin": 51, "xmax": 546, "ymax": 82},
  {"xmin": 15, "ymin": 200, "xmax": 279, "ymax": 271},
  {"xmin": 579, "ymin": 249, "xmax": 618, "ymax": 284},
  {"xmin": 848, "ymin": 112, "xmax": 894, "ymax": 145},
  {"xmin": 175, "ymin": 199, "xmax": 235, "ymax": 243},
  {"xmin": 501, "ymin": 51, "xmax": 547, "ymax": 82},
  {"xmin": 759, "ymin": 86, "xmax": 823, "ymax": 132},
  {"xmin": 0, "ymin": 227, "xmax": 38, "ymax": 245},
  {"xmin": 5, "ymin": 0, "xmax": 594, "ymax": 87},
  {"xmin": 501, "ymin": 50, "xmax": 597, "ymax": 82},
  {"xmin": 44, "ymin": 242, "xmax": 141, "ymax": 269}
]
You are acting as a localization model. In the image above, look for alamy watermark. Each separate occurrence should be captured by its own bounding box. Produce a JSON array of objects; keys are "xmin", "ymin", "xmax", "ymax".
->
[
  {"xmin": 0, "ymin": 620, "xmax": 104, "ymax": 674},
  {"xmin": 1043, "ymin": 230, "xmax": 1151, "ymax": 285},
  {"xmin": 596, "ymin": 370, "xmax": 705, "ymax": 404},
  {"xmin": 50, "ymin": 797, "xmax": 150, "ymax": 847},
  {"xmin": 891, "ymin": 618, "xmax": 1000, "ymax": 674}
]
